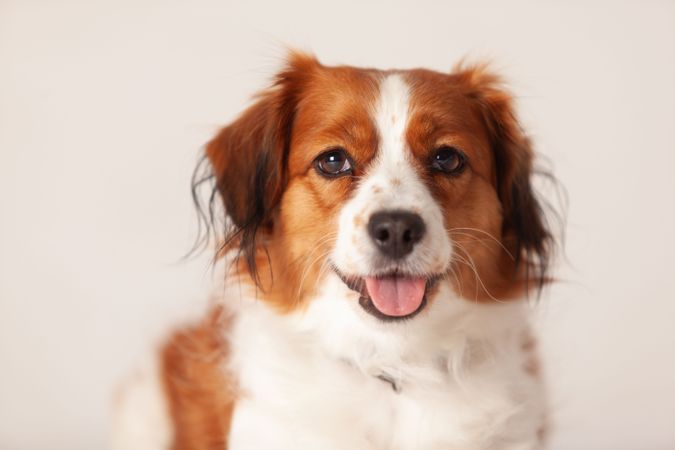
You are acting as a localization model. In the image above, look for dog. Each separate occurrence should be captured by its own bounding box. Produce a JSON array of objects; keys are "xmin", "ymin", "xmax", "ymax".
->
[{"xmin": 113, "ymin": 52, "xmax": 554, "ymax": 450}]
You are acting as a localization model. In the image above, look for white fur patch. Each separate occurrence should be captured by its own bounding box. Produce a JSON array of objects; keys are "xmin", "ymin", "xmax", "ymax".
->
[
  {"xmin": 331, "ymin": 74, "xmax": 452, "ymax": 278},
  {"xmin": 111, "ymin": 355, "xmax": 172, "ymax": 450},
  {"xmin": 226, "ymin": 278, "xmax": 545, "ymax": 449}
]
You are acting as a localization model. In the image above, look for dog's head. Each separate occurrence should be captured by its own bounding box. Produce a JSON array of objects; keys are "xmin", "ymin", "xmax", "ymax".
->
[{"xmin": 199, "ymin": 53, "xmax": 552, "ymax": 321}]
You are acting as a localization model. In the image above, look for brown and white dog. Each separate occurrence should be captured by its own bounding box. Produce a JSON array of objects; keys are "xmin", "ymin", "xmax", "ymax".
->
[{"xmin": 113, "ymin": 53, "xmax": 554, "ymax": 450}]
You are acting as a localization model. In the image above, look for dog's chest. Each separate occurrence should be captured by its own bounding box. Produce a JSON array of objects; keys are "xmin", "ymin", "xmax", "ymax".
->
[{"xmin": 225, "ymin": 300, "xmax": 539, "ymax": 450}]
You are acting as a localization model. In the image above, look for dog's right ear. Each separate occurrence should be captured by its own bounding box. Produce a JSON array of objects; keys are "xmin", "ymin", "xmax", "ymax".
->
[
  {"xmin": 205, "ymin": 52, "xmax": 319, "ymax": 229},
  {"xmin": 452, "ymin": 62, "xmax": 554, "ymax": 293}
]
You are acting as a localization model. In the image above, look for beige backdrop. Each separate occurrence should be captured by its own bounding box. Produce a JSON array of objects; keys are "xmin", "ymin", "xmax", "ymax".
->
[{"xmin": 1, "ymin": 1, "xmax": 674, "ymax": 449}]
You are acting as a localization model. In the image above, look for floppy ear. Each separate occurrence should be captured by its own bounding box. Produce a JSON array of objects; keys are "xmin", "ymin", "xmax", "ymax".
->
[
  {"xmin": 206, "ymin": 53, "xmax": 317, "ymax": 228},
  {"xmin": 201, "ymin": 52, "xmax": 319, "ymax": 278},
  {"xmin": 454, "ymin": 65, "xmax": 552, "ymax": 288},
  {"xmin": 206, "ymin": 91, "xmax": 285, "ymax": 230}
]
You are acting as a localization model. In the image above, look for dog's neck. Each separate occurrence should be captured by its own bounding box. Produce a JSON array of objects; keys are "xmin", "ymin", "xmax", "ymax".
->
[{"xmin": 225, "ymin": 272, "xmax": 530, "ymax": 395}]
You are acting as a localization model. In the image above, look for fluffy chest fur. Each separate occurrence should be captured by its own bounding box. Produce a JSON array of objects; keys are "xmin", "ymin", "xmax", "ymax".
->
[{"xmin": 226, "ymin": 275, "xmax": 546, "ymax": 450}]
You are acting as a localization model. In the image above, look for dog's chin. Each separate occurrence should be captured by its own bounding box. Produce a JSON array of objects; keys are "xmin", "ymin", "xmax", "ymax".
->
[{"xmin": 333, "ymin": 269, "xmax": 440, "ymax": 322}]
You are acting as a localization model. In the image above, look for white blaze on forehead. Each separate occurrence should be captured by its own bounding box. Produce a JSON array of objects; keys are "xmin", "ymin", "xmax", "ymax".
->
[
  {"xmin": 368, "ymin": 73, "xmax": 424, "ymax": 201},
  {"xmin": 330, "ymin": 72, "xmax": 451, "ymax": 277},
  {"xmin": 373, "ymin": 74, "xmax": 411, "ymax": 166}
]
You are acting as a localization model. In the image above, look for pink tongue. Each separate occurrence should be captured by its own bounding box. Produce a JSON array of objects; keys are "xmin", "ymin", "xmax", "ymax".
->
[{"xmin": 364, "ymin": 277, "xmax": 426, "ymax": 317}]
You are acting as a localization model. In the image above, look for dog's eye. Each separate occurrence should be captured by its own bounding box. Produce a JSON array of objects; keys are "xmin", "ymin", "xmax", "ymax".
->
[
  {"xmin": 431, "ymin": 146, "xmax": 466, "ymax": 175},
  {"xmin": 314, "ymin": 148, "xmax": 353, "ymax": 178}
]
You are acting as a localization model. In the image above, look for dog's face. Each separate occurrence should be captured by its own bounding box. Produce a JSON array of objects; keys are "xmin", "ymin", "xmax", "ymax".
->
[{"xmin": 203, "ymin": 53, "xmax": 550, "ymax": 320}]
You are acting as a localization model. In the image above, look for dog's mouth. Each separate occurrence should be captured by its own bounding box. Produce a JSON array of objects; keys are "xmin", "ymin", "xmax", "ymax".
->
[{"xmin": 334, "ymin": 269, "xmax": 440, "ymax": 322}]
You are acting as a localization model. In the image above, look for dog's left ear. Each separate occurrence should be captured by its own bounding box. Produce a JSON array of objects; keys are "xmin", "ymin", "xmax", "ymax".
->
[
  {"xmin": 206, "ymin": 52, "xmax": 318, "ymax": 229},
  {"xmin": 454, "ymin": 65, "xmax": 552, "ymax": 288},
  {"xmin": 201, "ymin": 52, "xmax": 319, "ymax": 281}
]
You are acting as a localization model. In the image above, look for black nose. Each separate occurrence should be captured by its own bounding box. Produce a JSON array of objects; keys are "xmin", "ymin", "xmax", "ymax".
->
[{"xmin": 368, "ymin": 210, "xmax": 426, "ymax": 259}]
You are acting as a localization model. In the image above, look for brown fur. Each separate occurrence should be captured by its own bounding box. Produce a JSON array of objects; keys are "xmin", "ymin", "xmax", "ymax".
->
[{"xmin": 160, "ymin": 307, "xmax": 234, "ymax": 450}]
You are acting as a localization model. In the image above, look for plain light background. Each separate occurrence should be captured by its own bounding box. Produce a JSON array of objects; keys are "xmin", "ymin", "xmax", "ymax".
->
[{"xmin": 2, "ymin": 1, "xmax": 674, "ymax": 449}]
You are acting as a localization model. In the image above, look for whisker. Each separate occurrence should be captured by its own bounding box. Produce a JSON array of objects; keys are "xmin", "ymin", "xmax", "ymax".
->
[
  {"xmin": 452, "ymin": 242, "xmax": 505, "ymax": 304},
  {"xmin": 447, "ymin": 227, "xmax": 515, "ymax": 261},
  {"xmin": 450, "ymin": 251, "xmax": 479, "ymax": 303},
  {"xmin": 446, "ymin": 264, "xmax": 463, "ymax": 298},
  {"xmin": 295, "ymin": 246, "xmax": 337, "ymax": 302},
  {"xmin": 286, "ymin": 234, "xmax": 338, "ymax": 269}
]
